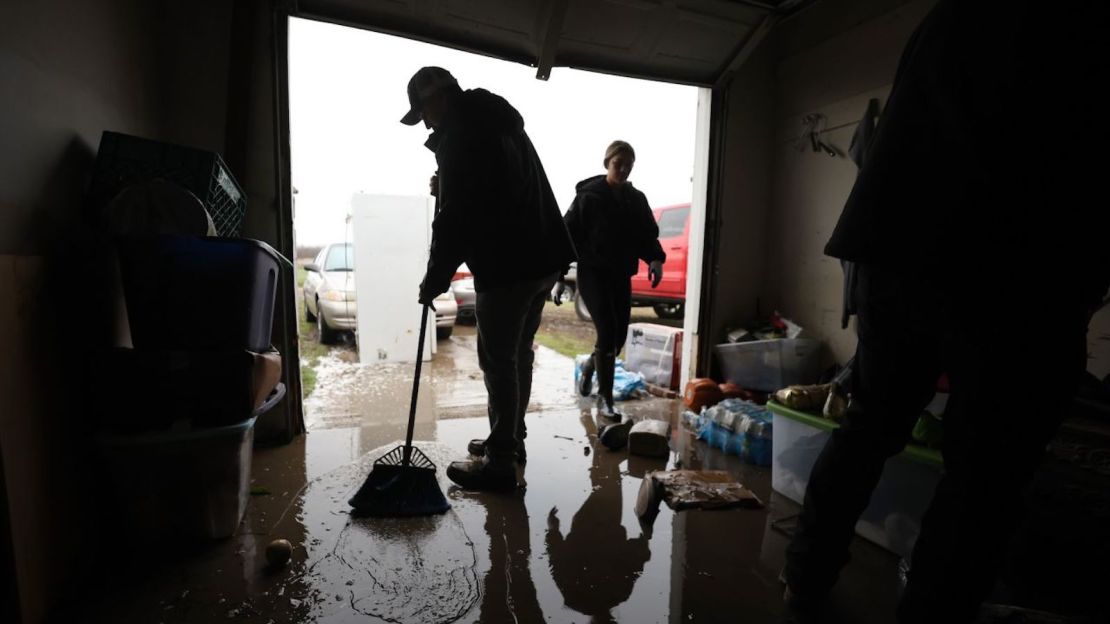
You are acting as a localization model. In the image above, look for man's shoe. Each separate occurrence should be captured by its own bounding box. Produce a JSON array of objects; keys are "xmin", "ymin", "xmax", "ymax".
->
[
  {"xmin": 466, "ymin": 439, "xmax": 527, "ymax": 464},
  {"xmin": 578, "ymin": 356, "xmax": 595, "ymax": 397},
  {"xmin": 446, "ymin": 457, "xmax": 517, "ymax": 491},
  {"xmin": 599, "ymin": 419, "xmax": 633, "ymax": 451},
  {"xmin": 779, "ymin": 571, "xmax": 823, "ymax": 623}
]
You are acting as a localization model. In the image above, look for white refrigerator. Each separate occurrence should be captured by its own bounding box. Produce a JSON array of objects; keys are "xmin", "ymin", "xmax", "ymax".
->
[{"xmin": 350, "ymin": 192, "xmax": 435, "ymax": 364}]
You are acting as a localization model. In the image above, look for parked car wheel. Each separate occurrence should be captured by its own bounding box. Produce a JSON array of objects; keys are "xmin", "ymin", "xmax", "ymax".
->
[
  {"xmin": 436, "ymin": 325, "xmax": 453, "ymax": 340},
  {"xmin": 316, "ymin": 300, "xmax": 338, "ymax": 344},
  {"xmin": 653, "ymin": 302, "xmax": 684, "ymax": 319},
  {"xmin": 575, "ymin": 291, "xmax": 592, "ymax": 322},
  {"xmin": 304, "ymin": 299, "xmax": 316, "ymax": 323}
]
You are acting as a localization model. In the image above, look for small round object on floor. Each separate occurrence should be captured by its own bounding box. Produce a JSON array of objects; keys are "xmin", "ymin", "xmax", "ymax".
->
[{"xmin": 266, "ymin": 538, "xmax": 293, "ymax": 567}]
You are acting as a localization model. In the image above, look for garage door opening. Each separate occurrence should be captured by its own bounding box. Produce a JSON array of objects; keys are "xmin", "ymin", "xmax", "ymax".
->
[{"xmin": 289, "ymin": 17, "xmax": 708, "ymax": 425}]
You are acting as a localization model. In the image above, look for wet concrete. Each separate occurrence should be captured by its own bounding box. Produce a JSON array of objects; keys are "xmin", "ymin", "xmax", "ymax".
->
[{"xmin": 67, "ymin": 326, "xmax": 912, "ymax": 623}]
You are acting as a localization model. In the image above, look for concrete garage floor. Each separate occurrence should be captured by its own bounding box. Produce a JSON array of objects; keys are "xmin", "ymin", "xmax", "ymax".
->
[{"xmin": 59, "ymin": 326, "xmax": 1108, "ymax": 623}]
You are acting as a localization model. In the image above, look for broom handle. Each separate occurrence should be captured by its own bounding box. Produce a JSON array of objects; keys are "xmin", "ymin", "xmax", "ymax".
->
[{"xmin": 403, "ymin": 305, "xmax": 430, "ymax": 465}]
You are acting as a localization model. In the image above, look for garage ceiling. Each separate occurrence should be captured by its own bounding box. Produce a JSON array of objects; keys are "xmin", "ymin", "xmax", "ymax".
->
[{"xmin": 294, "ymin": 0, "xmax": 810, "ymax": 85}]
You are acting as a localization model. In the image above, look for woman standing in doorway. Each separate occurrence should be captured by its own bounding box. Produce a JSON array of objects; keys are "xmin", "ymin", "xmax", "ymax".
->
[{"xmin": 554, "ymin": 140, "xmax": 665, "ymax": 434}]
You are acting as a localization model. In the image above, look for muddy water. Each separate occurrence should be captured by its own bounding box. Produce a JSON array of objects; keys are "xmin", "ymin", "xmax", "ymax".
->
[{"xmin": 66, "ymin": 328, "xmax": 902, "ymax": 623}]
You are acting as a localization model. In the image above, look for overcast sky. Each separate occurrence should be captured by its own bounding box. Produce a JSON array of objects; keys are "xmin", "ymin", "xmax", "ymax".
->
[{"xmin": 289, "ymin": 18, "xmax": 699, "ymax": 247}]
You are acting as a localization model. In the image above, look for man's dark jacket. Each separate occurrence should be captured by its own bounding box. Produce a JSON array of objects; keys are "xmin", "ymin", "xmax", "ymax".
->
[
  {"xmin": 422, "ymin": 88, "xmax": 575, "ymax": 295},
  {"xmin": 826, "ymin": 0, "xmax": 1108, "ymax": 306}
]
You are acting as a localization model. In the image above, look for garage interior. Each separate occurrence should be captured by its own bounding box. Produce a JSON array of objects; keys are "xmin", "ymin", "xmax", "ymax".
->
[{"xmin": 2, "ymin": 1, "xmax": 1109, "ymax": 623}]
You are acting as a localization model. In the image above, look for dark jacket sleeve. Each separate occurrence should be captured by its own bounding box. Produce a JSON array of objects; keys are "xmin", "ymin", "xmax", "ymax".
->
[
  {"xmin": 421, "ymin": 132, "xmax": 480, "ymax": 297},
  {"xmin": 558, "ymin": 196, "xmax": 579, "ymax": 280},
  {"xmin": 633, "ymin": 192, "xmax": 665, "ymax": 265},
  {"xmin": 562, "ymin": 193, "xmax": 587, "ymax": 265}
]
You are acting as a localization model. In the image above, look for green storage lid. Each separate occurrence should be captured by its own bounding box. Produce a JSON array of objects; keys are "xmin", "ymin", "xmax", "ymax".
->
[{"xmin": 767, "ymin": 401, "xmax": 943, "ymax": 470}]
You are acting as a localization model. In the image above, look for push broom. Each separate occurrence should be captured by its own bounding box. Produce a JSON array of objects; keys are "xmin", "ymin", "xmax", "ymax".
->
[{"xmin": 348, "ymin": 305, "xmax": 450, "ymax": 517}]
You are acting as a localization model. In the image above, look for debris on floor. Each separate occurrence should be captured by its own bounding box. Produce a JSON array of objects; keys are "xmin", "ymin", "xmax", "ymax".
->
[
  {"xmin": 635, "ymin": 469, "xmax": 763, "ymax": 530},
  {"xmin": 265, "ymin": 539, "xmax": 293, "ymax": 567},
  {"xmin": 645, "ymin": 381, "xmax": 679, "ymax": 399},
  {"xmin": 975, "ymin": 603, "xmax": 1091, "ymax": 624},
  {"xmin": 628, "ymin": 419, "xmax": 670, "ymax": 458}
]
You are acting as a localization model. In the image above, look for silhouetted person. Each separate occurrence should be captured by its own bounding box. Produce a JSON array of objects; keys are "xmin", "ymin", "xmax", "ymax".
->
[
  {"xmin": 554, "ymin": 140, "xmax": 665, "ymax": 445},
  {"xmin": 781, "ymin": 2, "xmax": 1109, "ymax": 622},
  {"xmin": 402, "ymin": 67, "xmax": 576, "ymax": 491},
  {"xmin": 545, "ymin": 410, "xmax": 651, "ymax": 622}
]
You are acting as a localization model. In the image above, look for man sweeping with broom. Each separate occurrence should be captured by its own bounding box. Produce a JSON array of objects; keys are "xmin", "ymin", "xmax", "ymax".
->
[{"xmin": 401, "ymin": 67, "xmax": 575, "ymax": 491}]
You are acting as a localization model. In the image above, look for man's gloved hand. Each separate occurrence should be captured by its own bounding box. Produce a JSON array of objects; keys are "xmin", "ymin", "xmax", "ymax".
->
[
  {"xmin": 429, "ymin": 173, "xmax": 439, "ymax": 197},
  {"xmin": 551, "ymin": 281, "xmax": 567, "ymax": 305},
  {"xmin": 417, "ymin": 279, "xmax": 441, "ymax": 311},
  {"xmin": 648, "ymin": 260, "xmax": 664, "ymax": 288}
]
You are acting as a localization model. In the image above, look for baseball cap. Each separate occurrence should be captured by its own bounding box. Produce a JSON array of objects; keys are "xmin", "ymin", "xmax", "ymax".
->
[{"xmin": 400, "ymin": 67, "xmax": 459, "ymax": 125}]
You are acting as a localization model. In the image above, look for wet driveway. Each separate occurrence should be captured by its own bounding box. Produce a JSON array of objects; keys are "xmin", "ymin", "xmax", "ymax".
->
[{"xmin": 69, "ymin": 326, "xmax": 907, "ymax": 623}]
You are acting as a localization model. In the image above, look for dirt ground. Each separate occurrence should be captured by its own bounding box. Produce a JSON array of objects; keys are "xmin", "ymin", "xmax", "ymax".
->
[{"xmin": 531, "ymin": 299, "xmax": 683, "ymax": 359}]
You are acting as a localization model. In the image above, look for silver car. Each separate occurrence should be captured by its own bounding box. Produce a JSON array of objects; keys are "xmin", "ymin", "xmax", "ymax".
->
[
  {"xmin": 452, "ymin": 275, "xmax": 476, "ymax": 323},
  {"xmin": 304, "ymin": 243, "xmax": 457, "ymax": 343},
  {"xmin": 434, "ymin": 290, "xmax": 458, "ymax": 338},
  {"xmin": 303, "ymin": 243, "xmax": 356, "ymax": 344}
]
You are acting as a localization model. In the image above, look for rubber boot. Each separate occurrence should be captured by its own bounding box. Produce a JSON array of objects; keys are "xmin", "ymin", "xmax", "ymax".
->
[
  {"xmin": 577, "ymin": 353, "xmax": 596, "ymax": 397},
  {"xmin": 595, "ymin": 351, "xmax": 623, "ymax": 422}
]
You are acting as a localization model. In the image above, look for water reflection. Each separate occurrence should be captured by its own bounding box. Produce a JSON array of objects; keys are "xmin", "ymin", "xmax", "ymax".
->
[
  {"xmin": 545, "ymin": 410, "xmax": 652, "ymax": 622},
  {"xmin": 473, "ymin": 488, "xmax": 546, "ymax": 623}
]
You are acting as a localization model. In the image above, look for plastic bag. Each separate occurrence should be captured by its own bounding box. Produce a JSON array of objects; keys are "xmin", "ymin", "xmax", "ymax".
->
[
  {"xmin": 613, "ymin": 363, "xmax": 647, "ymax": 400},
  {"xmin": 573, "ymin": 354, "xmax": 645, "ymax": 401},
  {"xmin": 739, "ymin": 413, "xmax": 773, "ymax": 466},
  {"xmin": 691, "ymin": 399, "xmax": 773, "ymax": 466},
  {"xmin": 774, "ymin": 383, "xmax": 832, "ymax": 410}
]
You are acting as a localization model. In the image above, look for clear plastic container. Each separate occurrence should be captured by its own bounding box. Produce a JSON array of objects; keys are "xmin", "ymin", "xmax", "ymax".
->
[
  {"xmin": 97, "ymin": 416, "xmax": 257, "ymax": 540},
  {"xmin": 714, "ymin": 339, "xmax": 822, "ymax": 392},
  {"xmin": 769, "ymin": 402, "xmax": 943, "ymax": 559}
]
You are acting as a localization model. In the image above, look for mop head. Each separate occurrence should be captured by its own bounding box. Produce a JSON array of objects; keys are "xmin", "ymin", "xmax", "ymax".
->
[{"xmin": 348, "ymin": 445, "xmax": 451, "ymax": 517}]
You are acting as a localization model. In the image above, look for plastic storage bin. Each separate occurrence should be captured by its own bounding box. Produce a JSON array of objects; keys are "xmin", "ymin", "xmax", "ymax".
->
[
  {"xmin": 96, "ymin": 348, "xmax": 284, "ymax": 432},
  {"xmin": 97, "ymin": 416, "xmax": 258, "ymax": 540},
  {"xmin": 116, "ymin": 235, "xmax": 288, "ymax": 352},
  {"xmin": 768, "ymin": 401, "xmax": 943, "ymax": 558},
  {"xmin": 89, "ymin": 131, "xmax": 247, "ymax": 237},
  {"xmin": 714, "ymin": 339, "xmax": 822, "ymax": 392}
]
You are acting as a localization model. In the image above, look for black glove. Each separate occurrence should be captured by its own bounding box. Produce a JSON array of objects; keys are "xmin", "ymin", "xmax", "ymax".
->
[
  {"xmin": 417, "ymin": 278, "xmax": 442, "ymax": 311},
  {"xmin": 648, "ymin": 261, "xmax": 663, "ymax": 288},
  {"xmin": 551, "ymin": 281, "xmax": 567, "ymax": 305}
]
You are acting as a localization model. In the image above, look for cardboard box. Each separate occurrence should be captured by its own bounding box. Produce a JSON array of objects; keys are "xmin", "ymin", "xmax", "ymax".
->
[{"xmin": 625, "ymin": 323, "xmax": 683, "ymax": 390}]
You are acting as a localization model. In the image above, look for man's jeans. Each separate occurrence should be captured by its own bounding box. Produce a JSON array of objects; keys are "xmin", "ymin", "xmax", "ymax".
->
[
  {"xmin": 474, "ymin": 273, "xmax": 558, "ymax": 460},
  {"xmin": 783, "ymin": 263, "xmax": 1089, "ymax": 622}
]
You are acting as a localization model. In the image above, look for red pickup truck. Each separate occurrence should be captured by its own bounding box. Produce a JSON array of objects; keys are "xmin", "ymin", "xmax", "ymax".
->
[{"xmin": 571, "ymin": 202, "xmax": 691, "ymax": 321}]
